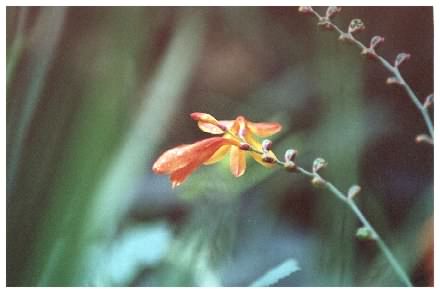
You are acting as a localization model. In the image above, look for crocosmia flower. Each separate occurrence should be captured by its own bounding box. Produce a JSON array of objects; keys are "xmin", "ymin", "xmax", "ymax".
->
[{"xmin": 152, "ymin": 112, "xmax": 282, "ymax": 187}]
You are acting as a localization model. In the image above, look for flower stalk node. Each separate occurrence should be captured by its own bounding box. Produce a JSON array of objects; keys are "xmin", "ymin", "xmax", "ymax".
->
[
  {"xmin": 356, "ymin": 227, "xmax": 376, "ymax": 240},
  {"xmin": 311, "ymin": 176, "xmax": 326, "ymax": 188},
  {"xmin": 284, "ymin": 161, "xmax": 298, "ymax": 172},
  {"xmin": 317, "ymin": 17, "xmax": 333, "ymax": 30}
]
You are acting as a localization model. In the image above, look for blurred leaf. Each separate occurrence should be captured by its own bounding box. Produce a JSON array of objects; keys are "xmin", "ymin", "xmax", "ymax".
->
[
  {"xmin": 250, "ymin": 258, "xmax": 300, "ymax": 287},
  {"xmin": 7, "ymin": 7, "xmax": 66, "ymax": 194},
  {"xmin": 103, "ymin": 222, "xmax": 172, "ymax": 285}
]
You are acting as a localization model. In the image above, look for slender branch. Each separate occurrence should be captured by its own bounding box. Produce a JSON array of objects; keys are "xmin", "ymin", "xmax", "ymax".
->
[
  {"xmin": 296, "ymin": 168, "xmax": 413, "ymax": 287},
  {"xmin": 224, "ymin": 126, "xmax": 413, "ymax": 286},
  {"xmin": 309, "ymin": 8, "xmax": 433, "ymax": 140}
]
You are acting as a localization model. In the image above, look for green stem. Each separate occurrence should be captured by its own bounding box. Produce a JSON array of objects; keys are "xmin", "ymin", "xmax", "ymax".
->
[
  {"xmin": 310, "ymin": 8, "xmax": 433, "ymax": 141},
  {"xmin": 296, "ymin": 167, "xmax": 413, "ymax": 286}
]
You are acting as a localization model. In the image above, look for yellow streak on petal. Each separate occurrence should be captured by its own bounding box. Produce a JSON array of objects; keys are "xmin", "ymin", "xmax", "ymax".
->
[
  {"xmin": 197, "ymin": 121, "xmax": 224, "ymax": 134},
  {"xmin": 230, "ymin": 146, "xmax": 246, "ymax": 177},
  {"xmin": 203, "ymin": 145, "xmax": 230, "ymax": 165}
]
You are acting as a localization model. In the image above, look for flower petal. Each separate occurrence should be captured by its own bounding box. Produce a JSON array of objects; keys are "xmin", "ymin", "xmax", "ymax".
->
[
  {"xmin": 170, "ymin": 162, "xmax": 200, "ymax": 188},
  {"xmin": 190, "ymin": 112, "xmax": 218, "ymax": 124},
  {"xmin": 203, "ymin": 145, "xmax": 230, "ymax": 165},
  {"xmin": 247, "ymin": 121, "xmax": 282, "ymax": 137},
  {"xmin": 229, "ymin": 146, "xmax": 246, "ymax": 177},
  {"xmin": 152, "ymin": 137, "xmax": 235, "ymax": 175},
  {"xmin": 197, "ymin": 121, "xmax": 225, "ymax": 134},
  {"xmin": 191, "ymin": 112, "xmax": 225, "ymax": 134}
]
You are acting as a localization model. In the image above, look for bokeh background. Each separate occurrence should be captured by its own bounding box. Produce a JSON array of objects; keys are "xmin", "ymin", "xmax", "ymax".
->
[{"xmin": 6, "ymin": 6, "xmax": 433, "ymax": 286}]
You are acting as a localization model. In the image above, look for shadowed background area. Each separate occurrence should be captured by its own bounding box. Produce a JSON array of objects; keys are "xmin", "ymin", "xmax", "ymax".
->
[{"xmin": 6, "ymin": 6, "xmax": 433, "ymax": 286}]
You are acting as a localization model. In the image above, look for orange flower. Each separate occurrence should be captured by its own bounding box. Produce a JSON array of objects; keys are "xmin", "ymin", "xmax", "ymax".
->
[
  {"xmin": 152, "ymin": 112, "xmax": 282, "ymax": 187},
  {"xmin": 191, "ymin": 113, "xmax": 282, "ymax": 177}
]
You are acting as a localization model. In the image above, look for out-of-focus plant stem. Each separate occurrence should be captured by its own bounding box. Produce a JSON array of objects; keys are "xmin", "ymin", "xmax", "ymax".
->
[
  {"xmin": 308, "ymin": 8, "xmax": 433, "ymax": 140},
  {"xmin": 7, "ymin": 7, "xmax": 28, "ymax": 88}
]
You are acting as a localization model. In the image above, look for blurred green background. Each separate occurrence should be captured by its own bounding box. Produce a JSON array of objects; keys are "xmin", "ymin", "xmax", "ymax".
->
[{"xmin": 6, "ymin": 6, "xmax": 433, "ymax": 286}]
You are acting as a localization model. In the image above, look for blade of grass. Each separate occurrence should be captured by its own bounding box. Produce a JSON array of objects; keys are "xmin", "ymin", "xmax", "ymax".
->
[
  {"xmin": 7, "ymin": 7, "xmax": 66, "ymax": 197},
  {"xmin": 250, "ymin": 258, "xmax": 300, "ymax": 287}
]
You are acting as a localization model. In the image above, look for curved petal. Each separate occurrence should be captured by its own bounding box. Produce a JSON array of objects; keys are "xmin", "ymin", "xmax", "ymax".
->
[
  {"xmin": 191, "ymin": 112, "xmax": 225, "ymax": 134},
  {"xmin": 170, "ymin": 162, "xmax": 200, "ymax": 188},
  {"xmin": 190, "ymin": 112, "xmax": 218, "ymax": 124},
  {"xmin": 197, "ymin": 121, "xmax": 225, "ymax": 134},
  {"xmin": 228, "ymin": 118, "xmax": 241, "ymax": 135},
  {"xmin": 203, "ymin": 145, "xmax": 230, "ymax": 165},
  {"xmin": 152, "ymin": 137, "xmax": 235, "ymax": 175},
  {"xmin": 229, "ymin": 146, "xmax": 246, "ymax": 177},
  {"xmin": 247, "ymin": 121, "xmax": 282, "ymax": 137}
]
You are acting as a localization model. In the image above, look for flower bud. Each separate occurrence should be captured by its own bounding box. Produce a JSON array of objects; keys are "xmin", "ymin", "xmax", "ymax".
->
[
  {"xmin": 361, "ymin": 47, "xmax": 376, "ymax": 59},
  {"xmin": 262, "ymin": 139, "xmax": 273, "ymax": 152},
  {"xmin": 284, "ymin": 149, "xmax": 297, "ymax": 162},
  {"xmin": 262, "ymin": 153, "xmax": 275, "ymax": 164},
  {"xmin": 326, "ymin": 6, "xmax": 341, "ymax": 19},
  {"xmin": 312, "ymin": 158, "xmax": 327, "ymax": 173},
  {"xmin": 415, "ymin": 134, "xmax": 433, "ymax": 145},
  {"xmin": 284, "ymin": 160, "xmax": 297, "ymax": 172},
  {"xmin": 386, "ymin": 77, "xmax": 402, "ymax": 85},
  {"xmin": 424, "ymin": 94, "xmax": 433, "ymax": 108},
  {"xmin": 298, "ymin": 6, "xmax": 313, "ymax": 14},
  {"xmin": 348, "ymin": 185, "xmax": 361, "ymax": 200},
  {"xmin": 356, "ymin": 227, "xmax": 375, "ymax": 240},
  {"xmin": 348, "ymin": 19, "xmax": 365, "ymax": 34},
  {"xmin": 338, "ymin": 32, "xmax": 352, "ymax": 42},
  {"xmin": 239, "ymin": 142, "xmax": 251, "ymax": 150},
  {"xmin": 370, "ymin": 35, "xmax": 385, "ymax": 50},
  {"xmin": 394, "ymin": 53, "xmax": 411, "ymax": 68}
]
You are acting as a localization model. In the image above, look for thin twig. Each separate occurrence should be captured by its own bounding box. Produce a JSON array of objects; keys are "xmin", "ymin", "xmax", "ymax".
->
[
  {"xmin": 296, "ymin": 167, "xmax": 413, "ymax": 287},
  {"xmin": 309, "ymin": 7, "xmax": 433, "ymax": 140}
]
